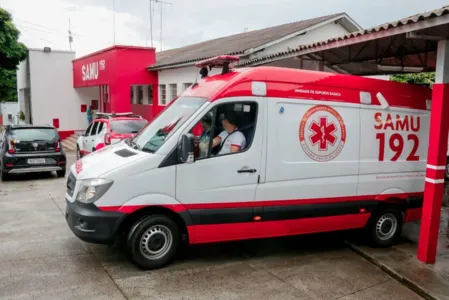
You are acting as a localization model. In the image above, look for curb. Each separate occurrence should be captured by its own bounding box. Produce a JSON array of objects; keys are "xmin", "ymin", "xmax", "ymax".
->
[{"xmin": 345, "ymin": 241, "xmax": 438, "ymax": 300}]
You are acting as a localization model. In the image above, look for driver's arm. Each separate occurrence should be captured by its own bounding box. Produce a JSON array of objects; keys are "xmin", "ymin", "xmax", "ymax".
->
[
  {"xmin": 212, "ymin": 131, "xmax": 227, "ymax": 148},
  {"xmin": 212, "ymin": 136, "xmax": 221, "ymax": 148}
]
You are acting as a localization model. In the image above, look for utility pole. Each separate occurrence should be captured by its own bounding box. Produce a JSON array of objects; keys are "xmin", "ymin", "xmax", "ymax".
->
[
  {"xmin": 68, "ymin": 18, "xmax": 73, "ymax": 51},
  {"xmin": 151, "ymin": 0, "xmax": 172, "ymax": 52},
  {"xmin": 149, "ymin": 0, "xmax": 153, "ymax": 47},
  {"xmin": 113, "ymin": 0, "xmax": 116, "ymax": 45}
]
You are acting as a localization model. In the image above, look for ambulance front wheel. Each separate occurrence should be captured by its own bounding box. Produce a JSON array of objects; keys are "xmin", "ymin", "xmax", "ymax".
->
[
  {"xmin": 367, "ymin": 208, "xmax": 403, "ymax": 248},
  {"xmin": 126, "ymin": 215, "xmax": 180, "ymax": 270}
]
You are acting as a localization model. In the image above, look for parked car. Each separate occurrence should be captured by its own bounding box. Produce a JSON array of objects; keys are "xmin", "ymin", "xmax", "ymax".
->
[
  {"xmin": 65, "ymin": 56, "xmax": 430, "ymax": 270},
  {"xmin": 76, "ymin": 112, "xmax": 148, "ymax": 159},
  {"xmin": 0, "ymin": 124, "xmax": 66, "ymax": 180}
]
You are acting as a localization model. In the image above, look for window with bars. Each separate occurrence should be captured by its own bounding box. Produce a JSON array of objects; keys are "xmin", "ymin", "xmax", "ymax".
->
[
  {"xmin": 159, "ymin": 85, "xmax": 167, "ymax": 105},
  {"xmin": 183, "ymin": 83, "xmax": 193, "ymax": 91},
  {"xmin": 147, "ymin": 85, "xmax": 153, "ymax": 105},
  {"xmin": 130, "ymin": 86, "xmax": 134, "ymax": 104},
  {"xmin": 169, "ymin": 84, "xmax": 177, "ymax": 101},
  {"xmin": 138, "ymin": 86, "xmax": 144, "ymax": 104}
]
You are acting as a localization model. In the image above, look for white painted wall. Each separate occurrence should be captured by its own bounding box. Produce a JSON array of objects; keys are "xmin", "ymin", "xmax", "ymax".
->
[
  {"xmin": 365, "ymin": 75, "xmax": 391, "ymax": 81},
  {"xmin": 16, "ymin": 60, "xmax": 29, "ymax": 90},
  {"xmin": 249, "ymin": 22, "xmax": 349, "ymax": 58},
  {"xmin": 158, "ymin": 66, "xmax": 222, "ymax": 105},
  {"xmin": 0, "ymin": 102, "xmax": 19, "ymax": 125},
  {"xmin": 21, "ymin": 49, "xmax": 95, "ymax": 132}
]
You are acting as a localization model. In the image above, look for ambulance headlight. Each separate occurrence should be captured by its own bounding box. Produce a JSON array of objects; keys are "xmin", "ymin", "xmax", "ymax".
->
[{"xmin": 76, "ymin": 178, "xmax": 113, "ymax": 203}]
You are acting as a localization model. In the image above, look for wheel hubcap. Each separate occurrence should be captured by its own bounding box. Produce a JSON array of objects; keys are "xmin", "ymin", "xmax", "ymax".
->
[
  {"xmin": 376, "ymin": 213, "xmax": 398, "ymax": 241},
  {"xmin": 139, "ymin": 225, "xmax": 173, "ymax": 260}
]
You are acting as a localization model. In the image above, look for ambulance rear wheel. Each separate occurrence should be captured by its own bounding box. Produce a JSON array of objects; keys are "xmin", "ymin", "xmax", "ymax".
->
[
  {"xmin": 126, "ymin": 215, "xmax": 180, "ymax": 270},
  {"xmin": 367, "ymin": 209, "xmax": 403, "ymax": 248}
]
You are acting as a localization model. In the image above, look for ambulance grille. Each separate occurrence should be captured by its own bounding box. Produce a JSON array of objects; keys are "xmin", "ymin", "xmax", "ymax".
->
[{"xmin": 114, "ymin": 149, "xmax": 137, "ymax": 158}]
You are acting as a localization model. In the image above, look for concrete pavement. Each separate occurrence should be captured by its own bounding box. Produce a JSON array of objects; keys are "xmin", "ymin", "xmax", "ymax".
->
[
  {"xmin": 0, "ymin": 153, "xmax": 425, "ymax": 300},
  {"xmin": 347, "ymin": 208, "xmax": 449, "ymax": 300}
]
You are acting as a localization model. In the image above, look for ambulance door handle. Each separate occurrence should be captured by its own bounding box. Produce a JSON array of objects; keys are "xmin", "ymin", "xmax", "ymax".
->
[{"xmin": 237, "ymin": 168, "xmax": 257, "ymax": 174}]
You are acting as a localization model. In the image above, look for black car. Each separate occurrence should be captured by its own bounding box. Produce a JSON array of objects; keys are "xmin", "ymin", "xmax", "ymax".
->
[{"xmin": 0, "ymin": 125, "xmax": 67, "ymax": 180}]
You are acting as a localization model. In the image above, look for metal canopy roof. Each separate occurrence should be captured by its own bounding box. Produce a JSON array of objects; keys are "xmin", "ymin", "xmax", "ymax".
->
[{"xmin": 237, "ymin": 6, "xmax": 449, "ymax": 76}]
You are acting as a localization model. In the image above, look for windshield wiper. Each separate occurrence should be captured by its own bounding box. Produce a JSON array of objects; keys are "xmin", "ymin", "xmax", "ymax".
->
[{"xmin": 130, "ymin": 139, "xmax": 141, "ymax": 151}]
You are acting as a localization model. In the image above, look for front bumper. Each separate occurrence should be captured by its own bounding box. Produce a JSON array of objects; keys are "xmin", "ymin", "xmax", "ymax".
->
[{"xmin": 65, "ymin": 199, "xmax": 126, "ymax": 244}]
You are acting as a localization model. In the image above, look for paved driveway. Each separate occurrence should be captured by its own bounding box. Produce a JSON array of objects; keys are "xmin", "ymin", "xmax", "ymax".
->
[{"xmin": 0, "ymin": 153, "xmax": 423, "ymax": 300}]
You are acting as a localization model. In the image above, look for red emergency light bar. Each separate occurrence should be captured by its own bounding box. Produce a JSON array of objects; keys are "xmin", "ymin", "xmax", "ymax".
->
[{"xmin": 195, "ymin": 55, "xmax": 240, "ymax": 68}]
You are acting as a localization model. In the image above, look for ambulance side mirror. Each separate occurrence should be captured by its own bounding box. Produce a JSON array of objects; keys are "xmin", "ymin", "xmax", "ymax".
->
[{"xmin": 180, "ymin": 133, "xmax": 195, "ymax": 164}]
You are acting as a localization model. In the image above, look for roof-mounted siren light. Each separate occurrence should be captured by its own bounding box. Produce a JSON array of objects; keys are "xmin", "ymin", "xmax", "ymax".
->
[{"xmin": 195, "ymin": 55, "xmax": 240, "ymax": 79}]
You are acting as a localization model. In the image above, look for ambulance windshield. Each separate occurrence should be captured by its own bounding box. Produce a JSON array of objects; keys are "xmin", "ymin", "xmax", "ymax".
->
[{"xmin": 131, "ymin": 97, "xmax": 207, "ymax": 153}]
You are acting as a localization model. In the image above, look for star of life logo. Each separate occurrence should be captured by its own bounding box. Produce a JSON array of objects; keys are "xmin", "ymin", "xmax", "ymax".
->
[{"xmin": 299, "ymin": 105, "xmax": 346, "ymax": 162}]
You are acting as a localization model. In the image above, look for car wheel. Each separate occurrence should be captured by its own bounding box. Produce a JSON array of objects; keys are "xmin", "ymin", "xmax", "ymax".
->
[
  {"xmin": 1, "ymin": 167, "xmax": 9, "ymax": 181},
  {"xmin": 57, "ymin": 169, "xmax": 66, "ymax": 178},
  {"xmin": 126, "ymin": 215, "xmax": 180, "ymax": 270},
  {"xmin": 367, "ymin": 208, "xmax": 403, "ymax": 248}
]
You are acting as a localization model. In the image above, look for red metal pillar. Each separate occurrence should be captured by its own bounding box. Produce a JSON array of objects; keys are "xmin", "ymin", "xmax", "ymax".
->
[{"xmin": 418, "ymin": 40, "xmax": 449, "ymax": 263}]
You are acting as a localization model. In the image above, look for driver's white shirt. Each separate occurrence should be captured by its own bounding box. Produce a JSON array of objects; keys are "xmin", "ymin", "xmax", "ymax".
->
[{"xmin": 217, "ymin": 130, "xmax": 246, "ymax": 155}]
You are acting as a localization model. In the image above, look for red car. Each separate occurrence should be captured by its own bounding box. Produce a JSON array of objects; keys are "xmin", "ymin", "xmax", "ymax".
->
[{"xmin": 76, "ymin": 112, "xmax": 148, "ymax": 159}]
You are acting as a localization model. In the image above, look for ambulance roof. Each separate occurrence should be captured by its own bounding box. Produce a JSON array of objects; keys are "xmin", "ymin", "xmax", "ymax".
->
[{"xmin": 182, "ymin": 67, "xmax": 431, "ymax": 110}]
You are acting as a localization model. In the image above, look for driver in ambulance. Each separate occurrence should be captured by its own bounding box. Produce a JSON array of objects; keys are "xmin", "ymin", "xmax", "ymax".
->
[{"xmin": 211, "ymin": 112, "xmax": 246, "ymax": 155}]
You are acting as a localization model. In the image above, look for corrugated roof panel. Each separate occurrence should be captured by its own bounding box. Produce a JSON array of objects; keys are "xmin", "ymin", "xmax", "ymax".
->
[
  {"xmin": 237, "ymin": 5, "xmax": 449, "ymax": 67},
  {"xmin": 150, "ymin": 13, "xmax": 346, "ymax": 69}
]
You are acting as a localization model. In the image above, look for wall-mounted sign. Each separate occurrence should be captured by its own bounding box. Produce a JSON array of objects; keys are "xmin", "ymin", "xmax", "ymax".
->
[{"xmin": 81, "ymin": 60, "xmax": 106, "ymax": 81}]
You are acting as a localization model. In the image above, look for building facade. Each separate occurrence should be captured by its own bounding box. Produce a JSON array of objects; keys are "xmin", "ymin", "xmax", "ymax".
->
[
  {"xmin": 17, "ymin": 13, "xmax": 364, "ymax": 140},
  {"xmin": 17, "ymin": 48, "xmax": 97, "ymax": 139}
]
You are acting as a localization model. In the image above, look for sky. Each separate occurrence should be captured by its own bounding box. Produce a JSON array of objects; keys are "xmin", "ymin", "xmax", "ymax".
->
[{"xmin": 1, "ymin": 0, "xmax": 448, "ymax": 58}]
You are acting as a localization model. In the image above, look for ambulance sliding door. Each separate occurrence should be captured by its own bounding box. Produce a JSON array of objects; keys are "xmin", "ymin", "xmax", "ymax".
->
[{"xmin": 256, "ymin": 99, "xmax": 361, "ymax": 202}]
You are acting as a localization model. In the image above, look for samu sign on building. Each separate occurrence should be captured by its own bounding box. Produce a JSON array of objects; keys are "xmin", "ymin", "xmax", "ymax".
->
[{"xmin": 81, "ymin": 60, "xmax": 106, "ymax": 81}]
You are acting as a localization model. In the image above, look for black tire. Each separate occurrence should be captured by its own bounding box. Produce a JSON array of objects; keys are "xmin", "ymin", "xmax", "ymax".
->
[
  {"xmin": 366, "ymin": 208, "xmax": 403, "ymax": 248},
  {"xmin": 0, "ymin": 167, "xmax": 9, "ymax": 181},
  {"xmin": 126, "ymin": 214, "xmax": 180, "ymax": 270},
  {"xmin": 57, "ymin": 169, "xmax": 66, "ymax": 178}
]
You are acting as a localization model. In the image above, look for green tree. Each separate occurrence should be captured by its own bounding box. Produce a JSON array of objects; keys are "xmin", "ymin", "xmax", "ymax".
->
[
  {"xmin": 391, "ymin": 72, "xmax": 435, "ymax": 88},
  {"xmin": 0, "ymin": 7, "xmax": 27, "ymax": 102}
]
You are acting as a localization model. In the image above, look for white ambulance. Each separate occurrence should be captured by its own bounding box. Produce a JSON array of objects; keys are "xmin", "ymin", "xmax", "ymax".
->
[{"xmin": 65, "ymin": 56, "xmax": 431, "ymax": 270}]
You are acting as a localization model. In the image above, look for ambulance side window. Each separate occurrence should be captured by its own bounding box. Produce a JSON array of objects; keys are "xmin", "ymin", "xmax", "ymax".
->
[
  {"xmin": 189, "ymin": 108, "xmax": 216, "ymax": 160},
  {"xmin": 189, "ymin": 101, "xmax": 258, "ymax": 160}
]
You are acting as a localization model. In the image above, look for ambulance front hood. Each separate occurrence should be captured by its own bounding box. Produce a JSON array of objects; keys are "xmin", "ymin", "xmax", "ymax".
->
[{"xmin": 70, "ymin": 141, "xmax": 149, "ymax": 180}]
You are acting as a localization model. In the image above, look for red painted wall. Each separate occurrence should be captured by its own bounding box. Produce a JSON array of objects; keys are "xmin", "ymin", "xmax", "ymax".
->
[
  {"xmin": 73, "ymin": 46, "xmax": 159, "ymax": 121},
  {"xmin": 58, "ymin": 130, "xmax": 75, "ymax": 140},
  {"xmin": 130, "ymin": 104, "xmax": 155, "ymax": 121}
]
